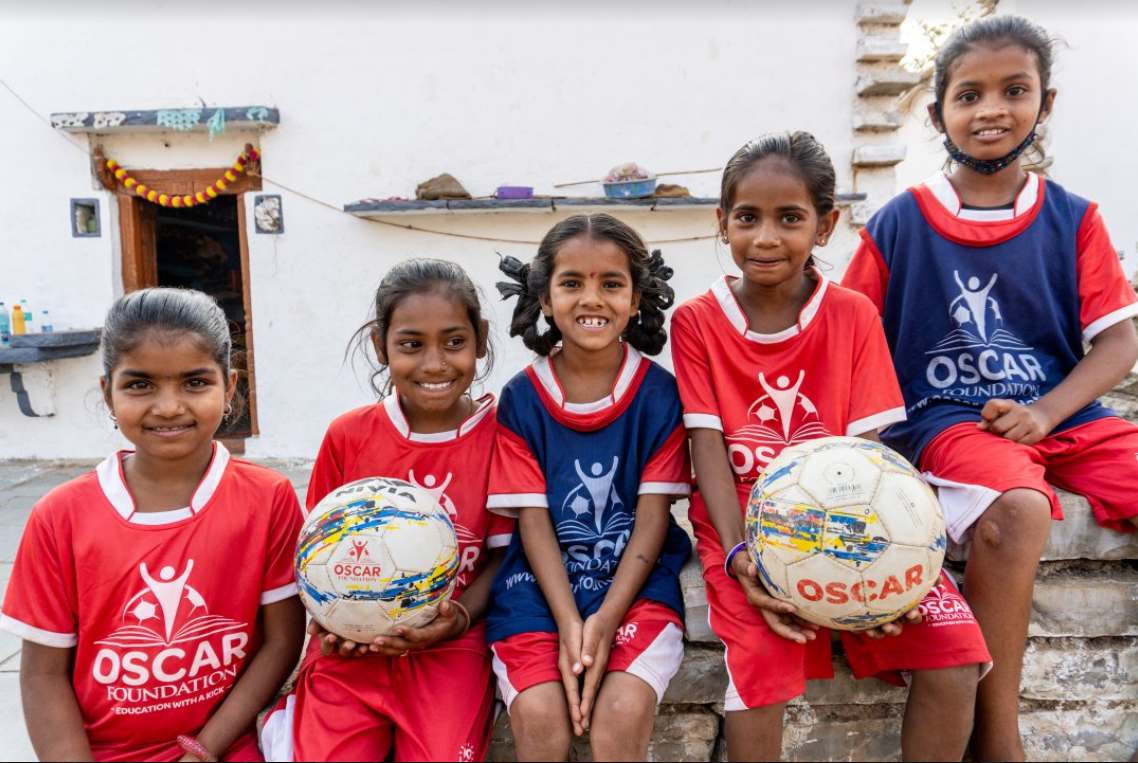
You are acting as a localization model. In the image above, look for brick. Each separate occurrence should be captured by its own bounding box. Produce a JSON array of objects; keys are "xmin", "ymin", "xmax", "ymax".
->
[
  {"xmin": 853, "ymin": 144, "xmax": 907, "ymax": 167},
  {"xmin": 856, "ymin": 3, "xmax": 909, "ymax": 25},
  {"xmin": 853, "ymin": 108, "xmax": 903, "ymax": 132},
  {"xmin": 856, "ymin": 37, "xmax": 908, "ymax": 62},
  {"xmin": 1030, "ymin": 566, "xmax": 1138, "ymax": 637},
  {"xmin": 1022, "ymin": 637, "xmax": 1138, "ymax": 701},
  {"xmin": 856, "ymin": 70, "xmax": 921, "ymax": 97}
]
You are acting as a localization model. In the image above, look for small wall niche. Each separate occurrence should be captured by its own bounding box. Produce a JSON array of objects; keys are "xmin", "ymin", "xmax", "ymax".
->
[{"xmin": 70, "ymin": 198, "xmax": 100, "ymax": 237}]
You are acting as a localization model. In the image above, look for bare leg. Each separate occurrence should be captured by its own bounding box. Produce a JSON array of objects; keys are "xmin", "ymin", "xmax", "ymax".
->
[
  {"xmin": 902, "ymin": 666, "xmax": 979, "ymax": 761},
  {"xmin": 965, "ymin": 488, "xmax": 1052, "ymax": 761},
  {"xmin": 724, "ymin": 703, "xmax": 786, "ymax": 761},
  {"xmin": 509, "ymin": 681, "xmax": 572, "ymax": 762},
  {"xmin": 588, "ymin": 672, "xmax": 658, "ymax": 761}
]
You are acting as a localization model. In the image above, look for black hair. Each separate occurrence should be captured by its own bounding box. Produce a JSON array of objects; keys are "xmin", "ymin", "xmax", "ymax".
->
[
  {"xmin": 496, "ymin": 213, "xmax": 674, "ymax": 356},
  {"xmin": 934, "ymin": 16, "xmax": 1055, "ymax": 113},
  {"xmin": 102, "ymin": 287, "xmax": 232, "ymax": 379},
  {"xmin": 719, "ymin": 131, "xmax": 837, "ymax": 270},
  {"xmin": 350, "ymin": 258, "xmax": 492, "ymax": 396},
  {"xmin": 101, "ymin": 287, "xmax": 242, "ymax": 423}
]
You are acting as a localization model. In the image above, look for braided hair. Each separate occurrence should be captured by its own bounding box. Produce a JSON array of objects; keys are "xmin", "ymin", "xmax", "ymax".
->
[{"xmin": 496, "ymin": 213, "xmax": 675, "ymax": 356}]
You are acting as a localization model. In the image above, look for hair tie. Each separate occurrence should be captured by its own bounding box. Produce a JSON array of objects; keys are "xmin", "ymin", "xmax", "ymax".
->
[{"xmin": 495, "ymin": 252, "xmax": 531, "ymax": 301}]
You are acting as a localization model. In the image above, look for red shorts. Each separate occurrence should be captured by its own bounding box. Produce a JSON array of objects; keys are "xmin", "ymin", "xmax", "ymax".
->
[
  {"xmin": 489, "ymin": 599, "xmax": 684, "ymax": 712},
  {"xmin": 920, "ymin": 416, "xmax": 1138, "ymax": 541},
  {"xmin": 94, "ymin": 731, "xmax": 261, "ymax": 762},
  {"xmin": 260, "ymin": 627, "xmax": 495, "ymax": 762},
  {"xmin": 690, "ymin": 493, "xmax": 992, "ymax": 710}
]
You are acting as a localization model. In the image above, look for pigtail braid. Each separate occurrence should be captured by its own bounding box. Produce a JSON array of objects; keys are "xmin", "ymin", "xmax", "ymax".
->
[
  {"xmin": 496, "ymin": 252, "xmax": 562, "ymax": 355},
  {"xmin": 624, "ymin": 248, "xmax": 675, "ymax": 356}
]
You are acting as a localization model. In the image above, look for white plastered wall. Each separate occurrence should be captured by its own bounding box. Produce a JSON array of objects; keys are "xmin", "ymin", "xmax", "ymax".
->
[{"xmin": 0, "ymin": 2, "xmax": 863, "ymax": 458}]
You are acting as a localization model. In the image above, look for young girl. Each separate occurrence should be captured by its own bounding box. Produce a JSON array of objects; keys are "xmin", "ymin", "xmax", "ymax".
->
[
  {"xmin": 842, "ymin": 16, "xmax": 1138, "ymax": 760},
  {"xmin": 1, "ymin": 288, "xmax": 306, "ymax": 762},
  {"xmin": 258, "ymin": 259, "xmax": 513, "ymax": 762},
  {"xmin": 672, "ymin": 133, "xmax": 992, "ymax": 761},
  {"xmin": 487, "ymin": 214, "xmax": 691, "ymax": 761}
]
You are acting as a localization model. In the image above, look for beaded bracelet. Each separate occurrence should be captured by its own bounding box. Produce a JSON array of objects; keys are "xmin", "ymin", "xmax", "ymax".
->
[
  {"xmin": 451, "ymin": 600, "xmax": 472, "ymax": 637},
  {"xmin": 176, "ymin": 734, "xmax": 217, "ymax": 763},
  {"xmin": 723, "ymin": 542, "xmax": 748, "ymax": 580}
]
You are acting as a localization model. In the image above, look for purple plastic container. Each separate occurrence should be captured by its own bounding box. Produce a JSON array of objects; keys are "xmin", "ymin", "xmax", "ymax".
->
[{"xmin": 495, "ymin": 185, "xmax": 534, "ymax": 200}]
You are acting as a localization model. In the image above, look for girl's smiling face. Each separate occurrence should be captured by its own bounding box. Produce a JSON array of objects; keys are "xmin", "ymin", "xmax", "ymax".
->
[
  {"xmin": 932, "ymin": 42, "xmax": 1055, "ymax": 163},
  {"xmin": 540, "ymin": 236, "xmax": 639, "ymax": 355},
  {"xmin": 375, "ymin": 289, "xmax": 486, "ymax": 420},
  {"xmin": 717, "ymin": 157, "xmax": 837, "ymax": 288},
  {"xmin": 102, "ymin": 330, "xmax": 236, "ymax": 462}
]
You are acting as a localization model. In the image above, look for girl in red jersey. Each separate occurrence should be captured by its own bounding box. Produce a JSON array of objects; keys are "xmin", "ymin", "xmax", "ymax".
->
[
  {"xmin": 671, "ymin": 133, "xmax": 991, "ymax": 761},
  {"xmin": 259, "ymin": 259, "xmax": 512, "ymax": 762},
  {"xmin": 1, "ymin": 288, "xmax": 307, "ymax": 762},
  {"xmin": 841, "ymin": 17, "xmax": 1138, "ymax": 760}
]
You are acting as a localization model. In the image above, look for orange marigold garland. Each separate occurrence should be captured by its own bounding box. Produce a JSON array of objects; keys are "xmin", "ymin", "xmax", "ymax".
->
[{"xmin": 103, "ymin": 147, "xmax": 260, "ymax": 208}]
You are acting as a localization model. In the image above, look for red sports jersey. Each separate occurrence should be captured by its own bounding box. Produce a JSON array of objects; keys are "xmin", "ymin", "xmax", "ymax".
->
[
  {"xmin": 306, "ymin": 392, "xmax": 513, "ymax": 600},
  {"xmin": 671, "ymin": 272, "xmax": 906, "ymax": 508},
  {"xmin": 0, "ymin": 443, "xmax": 303, "ymax": 762}
]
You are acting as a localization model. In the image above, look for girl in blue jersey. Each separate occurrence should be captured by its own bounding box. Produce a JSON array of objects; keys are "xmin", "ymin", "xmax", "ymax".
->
[
  {"xmin": 843, "ymin": 16, "xmax": 1138, "ymax": 760},
  {"xmin": 487, "ymin": 214, "xmax": 692, "ymax": 761}
]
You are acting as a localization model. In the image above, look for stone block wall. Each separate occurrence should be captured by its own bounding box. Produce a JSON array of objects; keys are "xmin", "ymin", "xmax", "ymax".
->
[{"xmin": 488, "ymin": 374, "xmax": 1138, "ymax": 761}]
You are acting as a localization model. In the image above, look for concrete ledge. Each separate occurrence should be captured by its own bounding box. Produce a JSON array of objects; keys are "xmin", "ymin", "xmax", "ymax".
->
[
  {"xmin": 856, "ymin": 37, "xmax": 908, "ymax": 62},
  {"xmin": 853, "ymin": 108, "xmax": 903, "ymax": 132},
  {"xmin": 856, "ymin": 70, "xmax": 921, "ymax": 97},
  {"xmin": 853, "ymin": 144, "xmax": 907, "ymax": 167},
  {"xmin": 856, "ymin": 3, "xmax": 909, "ymax": 25}
]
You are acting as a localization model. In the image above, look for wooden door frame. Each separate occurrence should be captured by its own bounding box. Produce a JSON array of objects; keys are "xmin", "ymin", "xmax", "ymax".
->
[{"xmin": 114, "ymin": 167, "xmax": 262, "ymax": 438}]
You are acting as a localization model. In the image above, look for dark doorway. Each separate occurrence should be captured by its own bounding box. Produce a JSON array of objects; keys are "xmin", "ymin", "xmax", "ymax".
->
[{"xmin": 154, "ymin": 197, "xmax": 253, "ymax": 439}]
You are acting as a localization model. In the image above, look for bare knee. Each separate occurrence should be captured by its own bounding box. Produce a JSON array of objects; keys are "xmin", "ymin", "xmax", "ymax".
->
[
  {"xmin": 510, "ymin": 686, "xmax": 571, "ymax": 757},
  {"xmin": 590, "ymin": 688, "xmax": 655, "ymax": 747},
  {"xmin": 973, "ymin": 489, "xmax": 1051, "ymax": 558}
]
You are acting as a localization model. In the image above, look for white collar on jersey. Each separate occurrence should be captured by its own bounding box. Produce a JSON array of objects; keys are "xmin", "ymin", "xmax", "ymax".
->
[
  {"xmin": 383, "ymin": 391, "xmax": 495, "ymax": 443},
  {"xmin": 530, "ymin": 343, "xmax": 643, "ymax": 413},
  {"xmin": 710, "ymin": 269, "xmax": 829, "ymax": 344},
  {"xmin": 95, "ymin": 441, "xmax": 231, "ymax": 525},
  {"xmin": 923, "ymin": 170, "xmax": 1041, "ymax": 222}
]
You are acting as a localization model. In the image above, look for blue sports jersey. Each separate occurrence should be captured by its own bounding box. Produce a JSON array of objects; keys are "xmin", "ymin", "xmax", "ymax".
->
[
  {"xmin": 843, "ymin": 172, "xmax": 1138, "ymax": 461},
  {"xmin": 485, "ymin": 346, "xmax": 692, "ymax": 643}
]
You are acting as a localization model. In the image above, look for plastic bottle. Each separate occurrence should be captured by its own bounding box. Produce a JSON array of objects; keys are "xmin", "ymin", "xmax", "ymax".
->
[
  {"xmin": 0, "ymin": 302, "xmax": 9, "ymax": 347},
  {"xmin": 20, "ymin": 300, "xmax": 32, "ymax": 331},
  {"xmin": 11, "ymin": 303, "xmax": 25, "ymax": 336},
  {"xmin": 39, "ymin": 310, "xmax": 53, "ymax": 334}
]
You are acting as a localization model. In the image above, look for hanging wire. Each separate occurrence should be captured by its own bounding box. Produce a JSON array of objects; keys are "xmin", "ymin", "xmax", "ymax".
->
[{"xmin": 1, "ymin": 78, "xmax": 718, "ymax": 247}]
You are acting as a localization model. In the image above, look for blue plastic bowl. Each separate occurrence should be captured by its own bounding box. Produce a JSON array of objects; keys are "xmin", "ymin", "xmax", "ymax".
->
[{"xmin": 602, "ymin": 177, "xmax": 657, "ymax": 199}]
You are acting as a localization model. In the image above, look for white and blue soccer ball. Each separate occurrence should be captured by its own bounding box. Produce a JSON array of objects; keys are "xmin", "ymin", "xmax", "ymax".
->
[
  {"xmin": 295, "ymin": 477, "xmax": 460, "ymax": 642},
  {"xmin": 745, "ymin": 436, "xmax": 946, "ymax": 631}
]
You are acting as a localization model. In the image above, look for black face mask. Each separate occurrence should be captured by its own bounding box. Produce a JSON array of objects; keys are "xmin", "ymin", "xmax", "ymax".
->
[{"xmin": 942, "ymin": 129, "xmax": 1038, "ymax": 175}]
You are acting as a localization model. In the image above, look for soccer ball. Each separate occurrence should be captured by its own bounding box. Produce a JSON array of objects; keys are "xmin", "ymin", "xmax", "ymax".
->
[
  {"xmin": 745, "ymin": 436, "xmax": 946, "ymax": 631},
  {"xmin": 295, "ymin": 476, "xmax": 460, "ymax": 642}
]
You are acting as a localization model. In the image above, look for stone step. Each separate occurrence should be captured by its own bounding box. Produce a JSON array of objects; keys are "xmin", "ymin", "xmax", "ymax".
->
[
  {"xmin": 856, "ymin": 3, "xmax": 909, "ymax": 26},
  {"xmin": 856, "ymin": 69, "xmax": 921, "ymax": 97},
  {"xmin": 662, "ymin": 637, "xmax": 1138, "ymax": 708},
  {"xmin": 1021, "ymin": 637, "xmax": 1138, "ymax": 701},
  {"xmin": 684, "ymin": 559, "xmax": 1138, "ymax": 642},
  {"xmin": 1030, "ymin": 565, "xmax": 1138, "ymax": 638},
  {"xmin": 853, "ymin": 144, "xmax": 907, "ymax": 167},
  {"xmin": 487, "ymin": 705, "xmax": 720, "ymax": 762},
  {"xmin": 947, "ymin": 491, "xmax": 1138, "ymax": 563},
  {"xmin": 856, "ymin": 37, "xmax": 908, "ymax": 62},
  {"xmin": 853, "ymin": 108, "xmax": 903, "ymax": 132}
]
